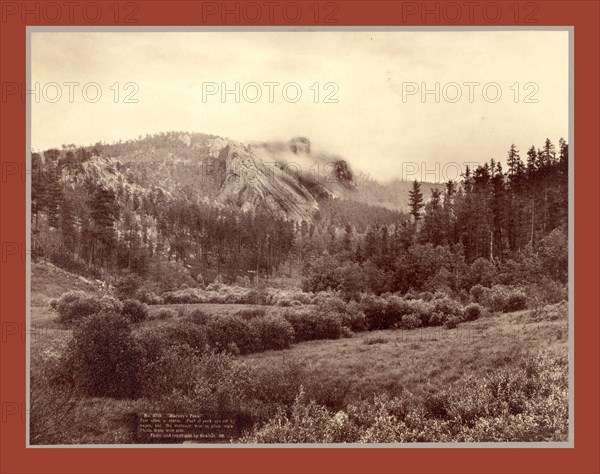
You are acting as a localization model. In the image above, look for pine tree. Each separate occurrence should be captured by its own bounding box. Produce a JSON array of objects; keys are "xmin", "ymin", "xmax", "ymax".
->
[
  {"xmin": 443, "ymin": 181, "xmax": 457, "ymax": 245},
  {"xmin": 422, "ymin": 188, "xmax": 445, "ymax": 246},
  {"xmin": 505, "ymin": 145, "xmax": 526, "ymax": 251},
  {"xmin": 526, "ymin": 146, "xmax": 538, "ymax": 246},
  {"xmin": 408, "ymin": 180, "xmax": 424, "ymax": 223},
  {"xmin": 490, "ymin": 161, "xmax": 506, "ymax": 260}
]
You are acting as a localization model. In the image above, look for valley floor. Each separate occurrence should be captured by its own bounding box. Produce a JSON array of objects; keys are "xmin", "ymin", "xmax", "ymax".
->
[{"xmin": 29, "ymin": 297, "xmax": 568, "ymax": 444}]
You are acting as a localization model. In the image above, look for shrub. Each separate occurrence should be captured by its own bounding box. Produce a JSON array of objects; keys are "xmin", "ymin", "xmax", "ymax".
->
[
  {"xmin": 241, "ymin": 352, "xmax": 568, "ymax": 443},
  {"xmin": 428, "ymin": 312, "xmax": 445, "ymax": 326},
  {"xmin": 340, "ymin": 302, "xmax": 367, "ymax": 332},
  {"xmin": 136, "ymin": 320, "xmax": 208, "ymax": 362},
  {"xmin": 121, "ymin": 299, "xmax": 148, "ymax": 323},
  {"xmin": 184, "ymin": 351, "xmax": 254, "ymax": 413},
  {"xmin": 432, "ymin": 297, "xmax": 463, "ymax": 321},
  {"xmin": 114, "ymin": 273, "xmax": 141, "ymax": 300},
  {"xmin": 488, "ymin": 292, "xmax": 507, "ymax": 312},
  {"xmin": 360, "ymin": 295, "xmax": 388, "ymax": 330},
  {"xmin": 250, "ymin": 314, "xmax": 295, "ymax": 351},
  {"xmin": 320, "ymin": 297, "xmax": 367, "ymax": 332},
  {"xmin": 527, "ymin": 279, "xmax": 567, "ymax": 307},
  {"xmin": 530, "ymin": 301, "xmax": 568, "ymax": 322},
  {"xmin": 204, "ymin": 315, "xmax": 260, "ymax": 354},
  {"xmin": 235, "ymin": 307, "xmax": 267, "ymax": 320},
  {"xmin": 384, "ymin": 295, "xmax": 411, "ymax": 328},
  {"xmin": 247, "ymin": 286, "xmax": 267, "ymax": 305},
  {"xmin": 66, "ymin": 311, "xmax": 143, "ymax": 398},
  {"xmin": 463, "ymin": 303, "xmax": 484, "ymax": 321},
  {"xmin": 469, "ymin": 258, "xmax": 497, "ymax": 288},
  {"xmin": 182, "ymin": 308, "xmax": 211, "ymax": 325},
  {"xmin": 417, "ymin": 291, "xmax": 434, "ymax": 302},
  {"xmin": 444, "ymin": 317, "xmax": 460, "ymax": 329},
  {"xmin": 283, "ymin": 308, "xmax": 343, "ymax": 341},
  {"xmin": 405, "ymin": 299, "xmax": 435, "ymax": 327},
  {"xmin": 240, "ymin": 390, "xmax": 335, "ymax": 443},
  {"xmin": 140, "ymin": 343, "xmax": 200, "ymax": 398},
  {"xmin": 56, "ymin": 291, "xmax": 122, "ymax": 325},
  {"xmin": 149, "ymin": 308, "xmax": 177, "ymax": 321},
  {"xmin": 136, "ymin": 291, "xmax": 164, "ymax": 305},
  {"xmin": 162, "ymin": 288, "xmax": 204, "ymax": 304},
  {"xmin": 364, "ymin": 336, "xmax": 388, "ymax": 345},
  {"xmin": 505, "ymin": 291, "xmax": 528, "ymax": 312},
  {"xmin": 313, "ymin": 312, "xmax": 343, "ymax": 340},
  {"xmin": 401, "ymin": 314, "xmax": 421, "ymax": 329},
  {"xmin": 469, "ymin": 284, "xmax": 488, "ymax": 304}
]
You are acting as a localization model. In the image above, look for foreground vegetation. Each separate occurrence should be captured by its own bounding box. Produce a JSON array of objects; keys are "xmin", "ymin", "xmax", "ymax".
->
[{"xmin": 30, "ymin": 265, "xmax": 568, "ymax": 444}]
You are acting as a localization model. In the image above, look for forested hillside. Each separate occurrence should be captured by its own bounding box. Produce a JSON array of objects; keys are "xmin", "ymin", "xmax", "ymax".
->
[{"xmin": 31, "ymin": 133, "xmax": 568, "ymax": 299}]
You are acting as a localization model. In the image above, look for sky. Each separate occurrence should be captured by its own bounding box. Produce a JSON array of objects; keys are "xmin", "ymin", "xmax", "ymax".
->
[{"xmin": 31, "ymin": 30, "xmax": 569, "ymax": 181}]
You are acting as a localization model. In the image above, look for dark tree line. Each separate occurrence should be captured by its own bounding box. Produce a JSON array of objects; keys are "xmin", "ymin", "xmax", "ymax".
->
[
  {"xmin": 31, "ymin": 148, "xmax": 295, "ymax": 284},
  {"xmin": 31, "ymin": 138, "xmax": 568, "ymax": 296},
  {"xmin": 302, "ymin": 139, "xmax": 568, "ymax": 296}
]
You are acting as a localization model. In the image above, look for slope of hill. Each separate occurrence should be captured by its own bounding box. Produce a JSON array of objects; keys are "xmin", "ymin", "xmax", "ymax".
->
[
  {"xmin": 30, "ymin": 262, "xmax": 104, "ymax": 306},
  {"xmin": 46, "ymin": 133, "xmax": 361, "ymax": 222}
]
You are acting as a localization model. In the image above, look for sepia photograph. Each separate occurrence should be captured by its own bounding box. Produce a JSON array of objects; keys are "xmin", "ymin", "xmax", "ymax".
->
[{"xmin": 28, "ymin": 28, "xmax": 571, "ymax": 446}]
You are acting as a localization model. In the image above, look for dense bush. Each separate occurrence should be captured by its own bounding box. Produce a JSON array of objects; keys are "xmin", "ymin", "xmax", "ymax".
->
[
  {"xmin": 359, "ymin": 293, "xmax": 479, "ymax": 330},
  {"xmin": 405, "ymin": 299, "xmax": 435, "ymax": 327},
  {"xmin": 162, "ymin": 286, "xmax": 258, "ymax": 305},
  {"xmin": 66, "ymin": 311, "xmax": 143, "ymax": 398},
  {"xmin": 136, "ymin": 291, "xmax": 164, "ymax": 305},
  {"xmin": 162, "ymin": 288, "xmax": 205, "ymax": 304},
  {"xmin": 159, "ymin": 285, "xmax": 313, "ymax": 307},
  {"xmin": 527, "ymin": 279, "xmax": 568, "ymax": 307},
  {"xmin": 283, "ymin": 308, "xmax": 343, "ymax": 341},
  {"xmin": 121, "ymin": 299, "xmax": 148, "ymax": 323},
  {"xmin": 359, "ymin": 295, "xmax": 388, "ymax": 330},
  {"xmin": 235, "ymin": 307, "xmax": 267, "ymax": 320},
  {"xmin": 432, "ymin": 297, "xmax": 463, "ymax": 320},
  {"xmin": 320, "ymin": 297, "xmax": 367, "ymax": 332},
  {"xmin": 204, "ymin": 315, "xmax": 261, "ymax": 354},
  {"xmin": 267, "ymin": 288, "xmax": 314, "ymax": 306},
  {"xmin": 249, "ymin": 314, "xmax": 295, "ymax": 351},
  {"xmin": 383, "ymin": 295, "xmax": 412, "ymax": 329},
  {"xmin": 444, "ymin": 317, "xmax": 460, "ymax": 329},
  {"xmin": 56, "ymin": 291, "xmax": 122, "ymax": 325},
  {"xmin": 114, "ymin": 273, "xmax": 142, "ymax": 300},
  {"xmin": 401, "ymin": 314, "xmax": 421, "ymax": 329},
  {"xmin": 469, "ymin": 258, "xmax": 498, "ymax": 288},
  {"xmin": 135, "ymin": 320, "xmax": 208, "ymax": 362},
  {"xmin": 469, "ymin": 284, "xmax": 487, "ymax": 304},
  {"xmin": 139, "ymin": 343, "xmax": 200, "ymax": 399},
  {"xmin": 463, "ymin": 303, "xmax": 484, "ymax": 322},
  {"xmin": 339, "ymin": 302, "xmax": 368, "ymax": 333},
  {"xmin": 530, "ymin": 301, "xmax": 568, "ymax": 322},
  {"xmin": 241, "ymin": 352, "xmax": 568, "ymax": 443},
  {"xmin": 505, "ymin": 291, "xmax": 528, "ymax": 312},
  {"xmin": 148, "ymin": 307, "xmax": 177, "ymax": 320},
  {"xmin": 472, "ymin": 285, "xmax": 530, "ymax": 313}
]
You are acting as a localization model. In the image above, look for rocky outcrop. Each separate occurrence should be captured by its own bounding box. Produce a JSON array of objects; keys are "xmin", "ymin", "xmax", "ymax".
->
[
  {"xmin": 213, "ymin": 141, "xmax": 320, "ymax": 222},
  {"xmin": 61, "ymin": 132, "xmax": 356, "ymax": 223}
]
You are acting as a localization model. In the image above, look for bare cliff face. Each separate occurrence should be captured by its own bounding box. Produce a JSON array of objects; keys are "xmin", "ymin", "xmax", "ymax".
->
[
  {"xmin": 208, "ymin": 136, "xmax": 356, "ymax": 221},
  {"xmin": 213, "ymin": 141, "xmax": 319, "ymax": 221}
]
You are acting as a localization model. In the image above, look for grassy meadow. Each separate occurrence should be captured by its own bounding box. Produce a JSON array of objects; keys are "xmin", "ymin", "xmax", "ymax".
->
[{"xmin": 29, "ymin": 263, "xmax": 569, "ymax": 444}]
